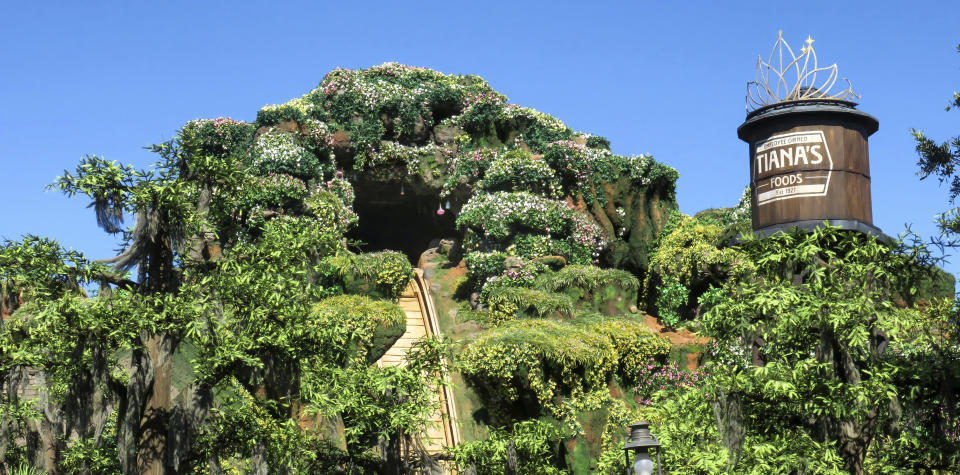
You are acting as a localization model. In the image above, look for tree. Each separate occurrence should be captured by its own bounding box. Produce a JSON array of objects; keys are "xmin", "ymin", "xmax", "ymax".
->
[
  {"xmin": 0, "ymin": 116, "xmax": 449, "ymax": 473},
  {"xmin": 912, "ymin": 44, "xmax": 960, "ymax": 240},
  {"xmin": 698, "ymin": 227, "xmax": 926, "ymax": 474}
]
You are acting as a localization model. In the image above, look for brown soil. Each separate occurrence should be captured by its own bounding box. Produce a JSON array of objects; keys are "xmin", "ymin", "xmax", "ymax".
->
[{"xmin": 640, "ymin": 314, "xmax": 710, "ymax": 371}]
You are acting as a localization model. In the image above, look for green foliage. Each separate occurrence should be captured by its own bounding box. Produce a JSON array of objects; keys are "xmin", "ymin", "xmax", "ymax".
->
[
  {"xmin": 583, "ymin": 134, "xmax": 611, "ymax": 150},
  {"xmin": 303, "ymin": 336, "xmax": 454, "ymax": 452},
  {"xmin": 180, "ymin": 117, "xmax": 255, "ymax": 164},
  {"xmin": 481, "ymin": 286, "xmax": 574, "ymax": 324},
  {"xmin": 574, "ymin": 314, "xmax": 672, "ymax": 384},
  {"xmin": 251, "ymin": 133, "xmax": 330, "ymax": 181},
  {"xmin": 460, "ymin": 318, "xmax": 615, "ymax": 423},
  {"xmin": 912, "ymin": 44, "xmax": 960, "ymax": 241},
  {"xmin": 700, "ymin": 226, "xmax": 928, "ymax": 472},
  {"xmin": 654, "ymin": 277, "xmax": 688, "ymax": 329},
  {"xmin": 0, "ymin": 396, "xmax": 39, "ymax": 465},
  {"xmin": 309, "ymin": 294, "xmax": 406, "ymax": 366},
  {"xmin": 459, "ymin": 316, "xmax": 669, "ymax": 425},
  {"xmin": 534, "ymin": 264, "xmax": 639, "ymax": 295},
  {"xmin": 58, "ymin": 420, "xmax": 120, "ymax": 474},
  {"xmin": 644, "ymin": 213, "xmax": 751, "ymax": 324},
  {"xmin": 8, "ymin": 62, "xmax": 686, "ymax": 472},
  {"xmin": 478, "ymin": 149, "xmax": 561, "ymax": 197},
  {"xmin": 448, "ymin": 418, "xmax": 568, "ymax": 474},
  {"xmin": 457, "ymin": 191, "xmax": 605, "ymax": 265},
  {"xmin": 647, "ymin": 389, "xmax": 846, "ymax": 474},
  {"xmin": 542, "ymin": 140, "xmax": 678, "ymax": 205},
  {"xmin": 322, "ymin": 251, "xmax": 413, "ymax": 301},
  {"xmin": 464, "ymin": 250, "xmax": 508, "ymax": 284},
  {"xmin": 647, "ymin": 215, "xmax": 749, "ymax": 289},
  {"xmin": 234, "ymin": 173, "xmax": 310, "ymax": 218},
  {"xmin": 0, "ymin": 235, "xmax": 112, "ymax": 299}
]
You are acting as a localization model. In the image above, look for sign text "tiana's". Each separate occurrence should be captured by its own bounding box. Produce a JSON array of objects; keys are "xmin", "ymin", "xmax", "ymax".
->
[{"xmin": 755, "ymin": 134, "xmax": 824, "ymax": 175}]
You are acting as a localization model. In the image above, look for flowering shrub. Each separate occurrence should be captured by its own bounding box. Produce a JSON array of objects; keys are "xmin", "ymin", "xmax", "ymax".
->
[
  {"xmin": 458, "ymin": 191, "xmax": 567, "ymax": 239},
  {"xmin": 499, "ymin": 105, "xmax": 574, "ymax": 152},
  {"xmin": 252, "ymin": 133, "xmax": 328, "ymax": 181},
  {"xmin": 480, "ymin": 259, "xmax": 549, "ymax": 293},
  {"xmin": 180, "ymin": 117, "xmax": 254, "ymax": 161},
  {"xmin": 256, "ymin": 98, "xmax": 312, "ymax": 125},
  {"xmin": 440, "ymin": 148, "xmax": 498, "ymax": 198},
  {"xmin": 302, "ymin": 118, "xmax": 334, "ymax": 149},
  {"xmin": 457, "ymin": 192, "xmax": 605, "ymax": 264},
  {"xmin": 583, "ymin": 134, "xmax": 611, "ymax": 150},
  {"xmin": 634, "ymin": 359, "xmax": 708, "ymax": 406},
  {"xmin": 304, "ymin": 189, "xmax": 358, "ymax": 235},
  {"xmin": 477, "ymin": 150, "xmax": 561, "ymax": 197},
  {"xmin": 255, "ymin": 63, "xmax": 505, "ymax": 167},
  {"xmin": 543, "ymin": 140, "xmax": 677, "ymax": 205},
  {"xmin": 367, "ymin": 142, "xmax": 453, "ymax": 176},
  {"xmin": 234, "ymin": 173, "xmax": 309, "ymax": 219},
  {"xmin": 464, "ymin": 250, "xmax": 508, "ymax": 283},
  {"xmin": 510, "ymin": 234, "xmax": 554, "ymax": 259},
  {"xmin": 318, "ymin": 175, "xmax": 355, "ymax": 210}
]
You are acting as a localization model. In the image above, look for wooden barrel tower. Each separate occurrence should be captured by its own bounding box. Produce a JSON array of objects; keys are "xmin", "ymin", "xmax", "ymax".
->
[{"xmin": 738, "ymin": 99, "xmax": 880, "ymax": 237}]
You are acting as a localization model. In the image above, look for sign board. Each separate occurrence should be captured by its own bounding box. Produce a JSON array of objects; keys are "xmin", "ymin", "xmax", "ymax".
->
[{"xmin": 753, "ymin": 131, "xmax": 833, "ymax": 205}]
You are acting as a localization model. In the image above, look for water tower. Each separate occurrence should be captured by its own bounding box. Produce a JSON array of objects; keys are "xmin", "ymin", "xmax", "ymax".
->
[{"xmin": 737, "ymin": 32, "xmax": 882, "ymax": 237}]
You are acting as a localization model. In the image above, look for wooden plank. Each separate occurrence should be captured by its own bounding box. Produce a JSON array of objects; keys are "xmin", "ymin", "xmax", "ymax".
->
[{"xmin": 375, "ymin": 271, "xmax": 461, "ymax": 458}]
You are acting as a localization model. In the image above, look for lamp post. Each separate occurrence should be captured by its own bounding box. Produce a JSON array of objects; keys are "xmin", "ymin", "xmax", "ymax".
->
[{"xmin": 623, "ymin": 421, "xmax": 662, "ymax": 475}]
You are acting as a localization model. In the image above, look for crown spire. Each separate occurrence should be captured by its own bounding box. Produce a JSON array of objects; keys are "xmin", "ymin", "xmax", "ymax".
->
[{"xmin": 746, "ymin": 32, "xmax": 859, "ymax": 112}]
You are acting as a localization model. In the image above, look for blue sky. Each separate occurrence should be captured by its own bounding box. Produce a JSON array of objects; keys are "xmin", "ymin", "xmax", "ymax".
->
[{"xmin": 2, "ymin": 1, "xmax": 959, "ymax": 274}]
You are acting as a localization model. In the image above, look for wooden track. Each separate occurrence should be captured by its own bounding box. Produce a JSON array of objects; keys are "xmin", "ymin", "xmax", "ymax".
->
[{"xmin": 376, "ymin": 269, "xmax": 461, "ymax": 454}]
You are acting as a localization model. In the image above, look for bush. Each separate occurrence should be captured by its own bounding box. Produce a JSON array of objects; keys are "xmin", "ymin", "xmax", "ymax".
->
[
  {"xmin": 457, "ymin": 191, "xmax": 605, "ymax": 264},
  {"xmin": 655, "ymin": 277, "xmax": 688, "ymax": 328},
  {"xmin": 459, "ymin": 316, "xmax": 669, "ymax": 423},
  {"xmin": 321, "ymin": 251, "xmax": 413, "ymax": 301},
  {"xmin": 464, "ymin": 250, "xmax": 508, "ymax": 283},
  {"xmin": 448, "ymin": 419, "xmax": 567, "ymax": 474},
  {"xmin": 481, "ymin": 286, "xmax": 574, "ymax": 324},
  {"xmin": 571, "ymin": 314, "xmax": 671, "ymax": 384},
  {"xmin": 309, "ymin": 294, "xmax": 406, "ymax": 366},
  {"xmin": 478, "ymin": 149, "xmax": 561, "ymax": 197},
  {"xmin": 180, "ymin": 117, "xmax": 255, "ymax": 163},
  {"xmin": 251, "ymin": 133, "xmax": 329, "ymax": 181},
  {"xmin": 535, "ymin": 265, "xmax": 639, "ymax": 294}
]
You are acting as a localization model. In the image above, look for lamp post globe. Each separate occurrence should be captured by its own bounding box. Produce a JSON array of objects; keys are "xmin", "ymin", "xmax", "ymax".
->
[{"xmin": 623, "ymin": 421, "xmax": 662, "ymax": 475}]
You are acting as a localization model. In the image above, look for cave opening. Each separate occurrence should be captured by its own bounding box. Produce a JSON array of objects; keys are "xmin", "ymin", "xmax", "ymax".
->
[{"xmin": 349, "ymin": 178, "xmax": 459, "ymax": 266}]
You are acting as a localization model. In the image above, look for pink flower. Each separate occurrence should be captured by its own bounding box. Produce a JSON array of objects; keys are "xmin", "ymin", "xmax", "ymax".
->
[{"xmin": 436, "ymin": 206, "xmax": 445, "ymax": 216}]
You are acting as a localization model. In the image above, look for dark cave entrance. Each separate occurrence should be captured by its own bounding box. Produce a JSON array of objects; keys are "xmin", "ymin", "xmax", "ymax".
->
[{"xmin": 349, "ymin": 178, "xmax": 459, "ymax": 265}]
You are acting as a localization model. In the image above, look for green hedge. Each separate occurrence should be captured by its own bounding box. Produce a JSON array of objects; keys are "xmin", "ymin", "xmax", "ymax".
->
[{"xmin": 459, "ymin": 316, "xmax": 669, "ymax": 423}]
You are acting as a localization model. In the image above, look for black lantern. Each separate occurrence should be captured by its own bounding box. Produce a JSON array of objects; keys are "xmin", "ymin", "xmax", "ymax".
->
[{"xmin": 623, "ymin": 421, "xmax": 661, "ymax": 475}]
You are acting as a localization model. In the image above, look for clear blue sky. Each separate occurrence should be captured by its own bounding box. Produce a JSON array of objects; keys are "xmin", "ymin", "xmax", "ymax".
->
[{"xmin": 3, "ymin": 1, "xmax": 959, "ymax": 274}]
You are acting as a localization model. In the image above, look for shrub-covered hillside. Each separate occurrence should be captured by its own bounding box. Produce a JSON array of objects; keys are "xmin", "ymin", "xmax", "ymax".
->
[
  {"xmin": 0, "ymin": 63, "xmax": 682, "ymax": 473},
  {"xmin": 4, "ymin": 62, "xmax": 956, "ymax": 475}
]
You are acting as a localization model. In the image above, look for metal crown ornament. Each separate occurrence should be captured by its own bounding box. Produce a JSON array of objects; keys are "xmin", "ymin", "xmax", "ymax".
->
[{"xmin": 746, "ymin": 31, "xmax": 860, "ymax": 112}]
